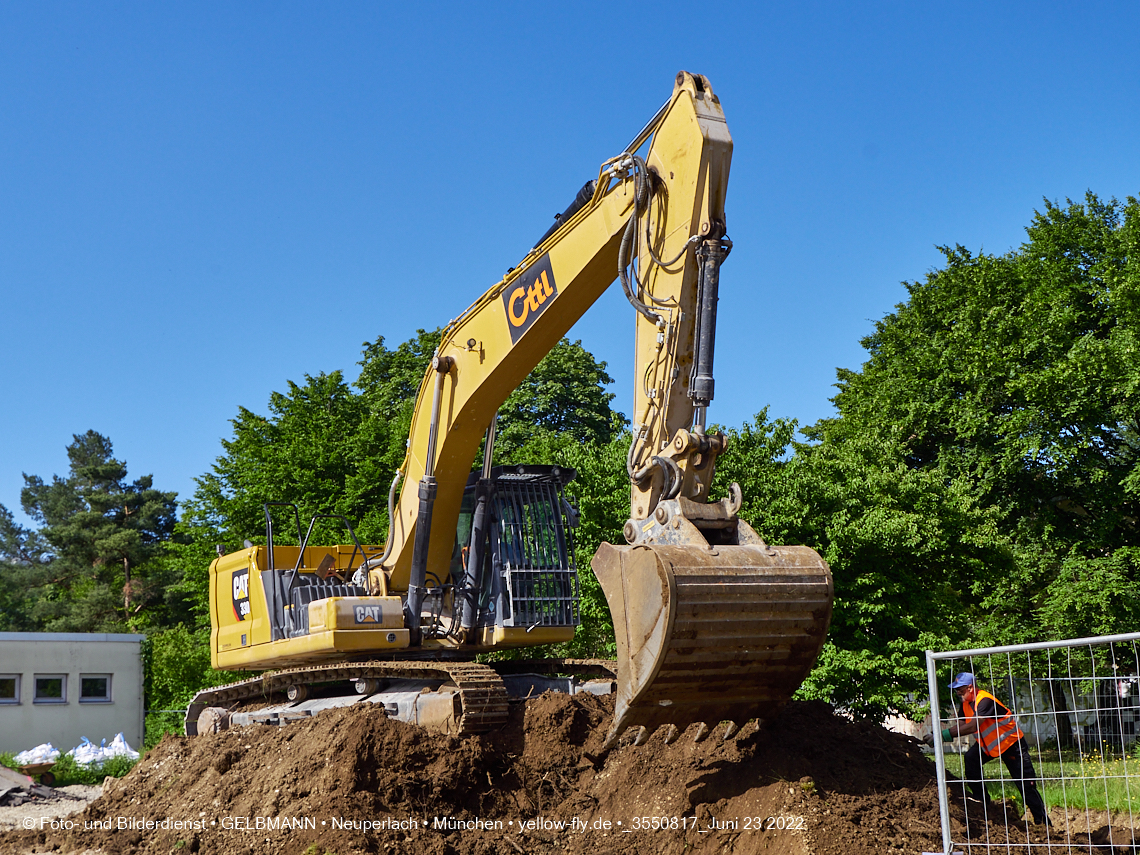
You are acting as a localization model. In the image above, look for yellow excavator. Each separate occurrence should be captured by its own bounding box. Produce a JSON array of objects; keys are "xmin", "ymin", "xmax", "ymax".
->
[{"xmin": 188, "ymin": 72, "xmax": 833, "ymax": 749}]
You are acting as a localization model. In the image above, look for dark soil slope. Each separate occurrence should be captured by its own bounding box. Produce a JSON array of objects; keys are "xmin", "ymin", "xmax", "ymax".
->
[{"xmin": 4, "ymin": 693, "xmax": 1099, "ymax": 855}]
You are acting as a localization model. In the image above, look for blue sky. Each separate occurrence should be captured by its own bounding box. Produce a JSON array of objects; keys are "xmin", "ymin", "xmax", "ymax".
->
[{"xmin": 2, "ymin": 2, "xmax": 1139, "ymax": 525}]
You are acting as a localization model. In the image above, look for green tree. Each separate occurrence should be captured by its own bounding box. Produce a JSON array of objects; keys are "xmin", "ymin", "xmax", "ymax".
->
[
  {"xmin": 183, "ymin": 332, "xmax": 444, "ymax": 559},
  {"xmin": 187, "ymin": 332, "xmax": 625, "ymax": 554},
  {"xmin": 356, "ymin": 328, "xmax": 443, "ymax": 420},
  {"xmin": 825, "ymin": 192, "xmax": 1140, "ymax": 644},
  {"xmin": 0, "ymin": 505, "xmax": 50, "ymax": 630},
  {"xmin": 493, "ymin": 338, "xmax": 624, "ymax": 459},
  {"xmin": 184, "ymin": 371, "xmax": 392, "ymax": 552},
  {"xmin": 712, "ymin": 411, "xmax": 1008, "ymax": 720},
  {"xmin": 14, "ymin": 431, "xmax": 179, "ymax": 630}
]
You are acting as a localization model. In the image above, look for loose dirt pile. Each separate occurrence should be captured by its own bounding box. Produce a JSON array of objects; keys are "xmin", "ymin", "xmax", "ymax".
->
[{"xmin": 1, "ymin": 694, "xmax": 1133, "ymax": 854}]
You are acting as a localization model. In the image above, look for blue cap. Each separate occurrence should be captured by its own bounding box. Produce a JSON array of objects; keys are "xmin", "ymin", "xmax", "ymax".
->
[{"xmin": 950, "ymin": 672, "xmax": 975, "ymax": 689}]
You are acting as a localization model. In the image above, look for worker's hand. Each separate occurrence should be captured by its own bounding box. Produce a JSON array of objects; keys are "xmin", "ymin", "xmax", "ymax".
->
[{"xmin": 921, "ymin": 733, "xmax": 935, "ymax": 746}]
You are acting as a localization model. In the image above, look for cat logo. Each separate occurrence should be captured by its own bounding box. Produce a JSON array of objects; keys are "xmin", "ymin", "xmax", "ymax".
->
[
  {"xmin": 231, "ymin": 569, "xmax": 250, "ymax": 621},
  {"xmin": 502, "ymin": 254, "xmax": 557, "ymax": 343},
  {"xmin": 354, "ymin": 605, "xmax": 382, "ymax": 624}
]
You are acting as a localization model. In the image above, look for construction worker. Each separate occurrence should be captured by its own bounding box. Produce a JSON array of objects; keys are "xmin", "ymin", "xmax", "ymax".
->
[{"xmin": 925, "ymin": 672, "xmax": 1049, "ymax": 826}]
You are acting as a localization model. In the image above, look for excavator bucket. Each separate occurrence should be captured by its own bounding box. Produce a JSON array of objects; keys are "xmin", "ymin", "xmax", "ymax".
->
[{"xmin": 592, "ymin": 501, "xmax": 832, "ymax": 748}]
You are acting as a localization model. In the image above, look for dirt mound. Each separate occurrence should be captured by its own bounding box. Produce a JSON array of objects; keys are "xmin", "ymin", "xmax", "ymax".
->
[{"xmin": 2, "ymin": 692, "xmax": 1112, "ymax": 855}]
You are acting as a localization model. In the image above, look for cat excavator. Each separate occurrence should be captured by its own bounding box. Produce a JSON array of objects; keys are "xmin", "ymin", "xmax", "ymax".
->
[{"xmin": 188, "ymin": 72, "xmax": 833, "ymax": 749}]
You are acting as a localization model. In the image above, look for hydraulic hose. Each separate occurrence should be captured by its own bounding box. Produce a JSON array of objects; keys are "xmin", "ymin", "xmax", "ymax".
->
[
  {"xmin": 406, "ymin": 355, "xmax": 452, "ymax": 646},
  {"xmin": 617, "ymin": 156, "xmax": 663, "ymax": 326},
  {"xmin": 645, "ymin": 188, "xmax": 700, "ymax": 272},
  {"xmin": 628, "ymin": 442, "xmax": 683, "ymax": 502}
]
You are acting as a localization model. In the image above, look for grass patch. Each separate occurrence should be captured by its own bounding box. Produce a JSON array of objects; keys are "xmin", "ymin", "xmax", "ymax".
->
[
  {"xmin": 0, "ymin": 749, "xmax": 138, "ymax": 787},
  {"xmin": 941, "ymin": 749, "xmax": 1140, "ymax": 814}
]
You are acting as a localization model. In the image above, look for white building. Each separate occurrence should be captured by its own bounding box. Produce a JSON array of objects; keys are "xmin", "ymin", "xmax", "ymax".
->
[{"xmin": 0, "ymin": 632, "xmax": 144, "ymax": 755}]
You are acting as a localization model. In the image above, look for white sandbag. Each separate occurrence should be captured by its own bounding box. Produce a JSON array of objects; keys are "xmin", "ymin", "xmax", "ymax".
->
[
  {"xmin": 68, "ymin": 737, "xmax": 106, "ymax": 766},
  {"xmin": 106, "ymin": 733, "xmax": 139, "ymax": 761},
  {"xmin": 13, "ymin": 743, "xmax": 60, "ymax": 765},
  {"xmin": 67, "ymin": 733, "xmax": 139, "ymax": 767}
]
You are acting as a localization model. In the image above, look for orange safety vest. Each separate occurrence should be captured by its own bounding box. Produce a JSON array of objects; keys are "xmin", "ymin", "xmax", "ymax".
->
[{"xmin": 962, "ymin": 689, "xmax": 1024, "ymax": 757}]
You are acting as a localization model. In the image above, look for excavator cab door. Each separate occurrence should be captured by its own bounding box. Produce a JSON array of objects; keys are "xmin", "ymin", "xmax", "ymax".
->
[{"xmin": 453, "ymin": 465, "xmax": 581, "ymax": 637}]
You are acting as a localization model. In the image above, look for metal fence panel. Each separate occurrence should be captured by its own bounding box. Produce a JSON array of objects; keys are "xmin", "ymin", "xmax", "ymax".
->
[{"xmin": 926, "ymin": 633, "xmax": 1140, "ymax": 854}]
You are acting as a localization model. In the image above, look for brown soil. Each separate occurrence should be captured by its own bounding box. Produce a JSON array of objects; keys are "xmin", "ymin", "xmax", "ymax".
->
[{"xmin": 0, "ymin": 694, "xmax": 1134, "ymax": 855}]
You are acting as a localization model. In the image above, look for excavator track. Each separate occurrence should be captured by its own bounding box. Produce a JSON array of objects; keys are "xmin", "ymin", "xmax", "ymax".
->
[{"xmin": 186, "ymin": 660, "xmax": 509, "ymax": 737}]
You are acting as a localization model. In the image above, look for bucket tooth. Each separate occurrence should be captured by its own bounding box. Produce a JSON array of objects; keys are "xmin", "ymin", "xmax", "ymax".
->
[
  {"xmin": 593, "ymin": 537, "xmax": 832, "ymax": 748},
  {"xmin": 662, "ymin": 724, "xmax": 680, "ymax": 744},
  {"xmin": 632, "ymin": 726, "xmax": 650, "ymax": 746},
  {"xmin": 693, "ymin": 722, "xmax": 710, "ymax": 743},
  {"xmin": 722, "ymin": 721, "xmax": 739, "ymax": 741}
]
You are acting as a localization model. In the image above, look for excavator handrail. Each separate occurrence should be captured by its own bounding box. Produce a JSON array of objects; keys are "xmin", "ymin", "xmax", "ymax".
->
[
  {"xmin": 263, "ymin": 502, "xmax": 303, "ymax": 569},
  {"xmin": 289, "ymin": 512, "xmax": 370, "ymax": 588}
]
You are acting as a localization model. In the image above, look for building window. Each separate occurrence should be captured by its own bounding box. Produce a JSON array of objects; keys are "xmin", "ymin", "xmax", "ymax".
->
[
  {"xmin": 79, "ymin": 674, "xmax": 112, "ymax": 703},
  {"xmin": 33, "ymin": 674, "xmax": 67, "ymax": 704},
  {"xmin": 0, "ymin": 675, "xmax": 19, "ymax": 704}
]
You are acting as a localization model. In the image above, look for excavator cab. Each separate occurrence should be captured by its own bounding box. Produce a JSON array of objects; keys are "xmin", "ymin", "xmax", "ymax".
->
[{"xmin": 437, "ymin": 465, "xmax": 580, "ymax": 644}]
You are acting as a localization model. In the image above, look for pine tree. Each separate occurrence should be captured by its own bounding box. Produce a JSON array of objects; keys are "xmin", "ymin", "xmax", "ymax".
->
[{"xmin": 19, "ymin": 431, "xmax": 177, "ymax": 629}]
